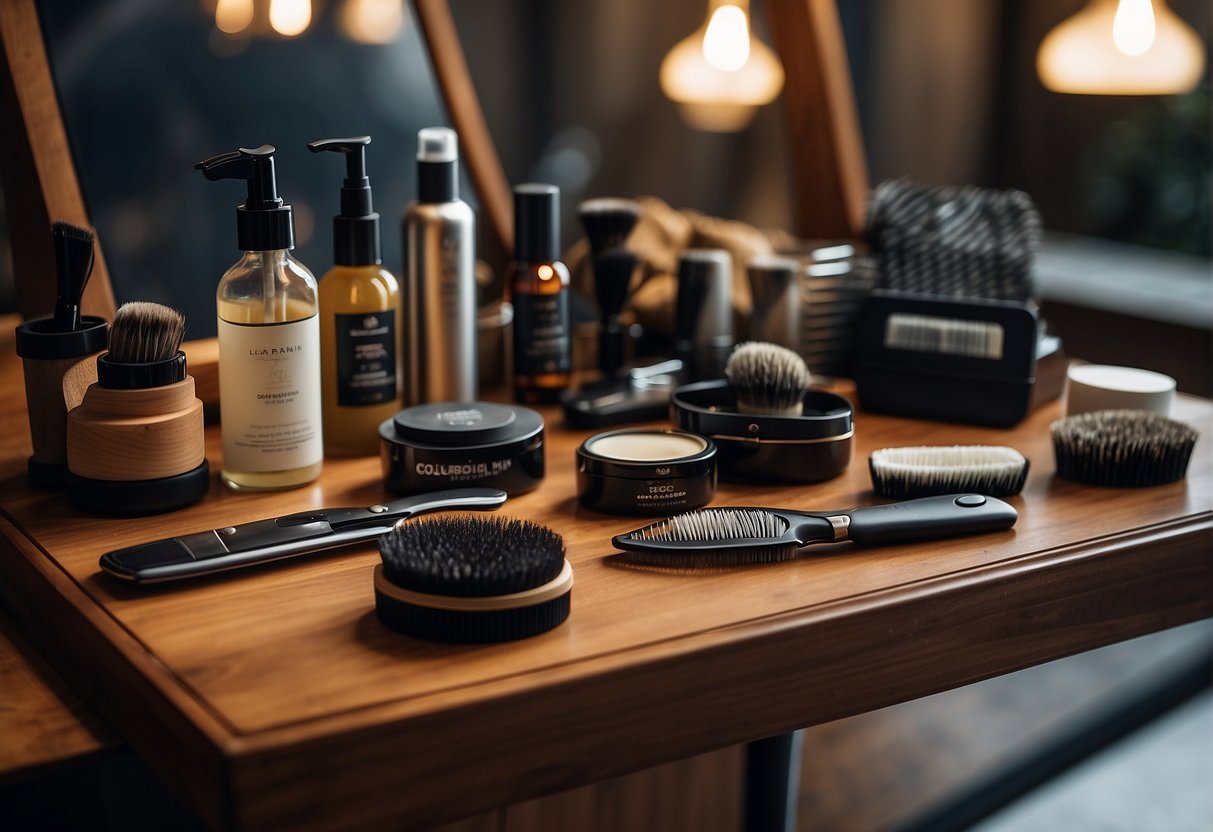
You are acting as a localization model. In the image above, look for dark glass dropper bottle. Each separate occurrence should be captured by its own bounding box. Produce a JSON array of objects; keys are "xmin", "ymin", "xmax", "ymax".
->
[{"xmin": 509, "ymin": 183, "xmax": 571, "ymax": 403}]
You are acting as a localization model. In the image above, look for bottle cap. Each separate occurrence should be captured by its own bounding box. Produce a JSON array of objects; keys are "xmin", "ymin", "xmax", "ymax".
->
[
  {"xmin": 514, "ymin": 183, "xmax": 560, "ymax": 263},
  {"xmin": 416, "ymin": 127, "xmax": 458, "ymax": 203},
  {"xmin": 307, "ymin": 136, "xmax": 381, "ymax": 266},
  {"xmin": 195, "ymin": 145, "xmax": 295, "ymax": 251}
]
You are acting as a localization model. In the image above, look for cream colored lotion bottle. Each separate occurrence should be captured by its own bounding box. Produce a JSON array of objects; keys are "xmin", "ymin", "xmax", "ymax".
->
[
  {"xmin": 309, "ymin": 137, "xmax": 400, "ymax": 456},
  {"xmin": 196, "ymin": 145, "xmax": 323, "ymax": 490}
]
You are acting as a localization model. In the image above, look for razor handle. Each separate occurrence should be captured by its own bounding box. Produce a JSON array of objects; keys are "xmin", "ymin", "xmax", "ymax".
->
[
  {"xmin": 836, "ymin": 494, "xmax": 1017, "ymax": 545},
  {"xmin": 99, "ymin": 488, "xmax": 507, "ymax": 584}
]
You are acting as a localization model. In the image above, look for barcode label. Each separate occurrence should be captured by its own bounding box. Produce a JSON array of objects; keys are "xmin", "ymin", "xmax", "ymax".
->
[{"xmin": 883, "ymin": 313, "xmax": 1004, "ymax": 359}]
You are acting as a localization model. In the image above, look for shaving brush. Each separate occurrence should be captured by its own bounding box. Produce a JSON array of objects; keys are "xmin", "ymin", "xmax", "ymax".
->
[
  {"xmin": 66, "ymin": 302, "xmax": 209, "ymax": 515},
  {"xmin": 15, "ymin": 221, "xmax": 110, "ymax": 488},
  {"xmin": 725, "ymin": 341, "xmax": 812, "ymax": 416},
  {"xmin": 578, "ymin": 198, "xmax": 642, "ymax": 377}
]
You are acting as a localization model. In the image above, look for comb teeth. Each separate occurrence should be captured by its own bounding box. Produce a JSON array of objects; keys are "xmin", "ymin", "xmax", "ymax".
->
[{"xmin": 630, "ymin": 508, "xmax": 789, "ymax": 543}]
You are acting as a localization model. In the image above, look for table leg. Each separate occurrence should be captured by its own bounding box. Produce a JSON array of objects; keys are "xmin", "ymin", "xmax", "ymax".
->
[{"xmin": 744, "ymin": 729, "xmax": 804, "ymax": 832}]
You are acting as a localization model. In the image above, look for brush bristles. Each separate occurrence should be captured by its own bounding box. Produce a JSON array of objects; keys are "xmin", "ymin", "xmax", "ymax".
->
[
  {"xmin": 621, "ymin": 508, "xmax": 797, "ymax": 567},
  {"xmin": 379, "ymin": 516, "xmax": 565, "ymax": 597},
  {"xmin": 578, "ymin": 198, "xmax": 642, "ymax": 252},
  {"xmin": 51, "ymin": 220, "xmax": 95, "ymax": 248},
  {"xmin": 1051, "ymin": 410, "xmax": 1197, "ymax": 488},
  {"xmin": 725, "ymin": 342, "xmax": 812, "ymax": 416},
  {"xmin": 108, "ymin": 302, "xmax": 186, "ymax": 363},
  {"xmin": 633, "ymin": 508, "xmax": 789, "ymax": 542},
  {"xmin": 869, "ymin": 445, "xmax": 1029, "ymax": 498}
]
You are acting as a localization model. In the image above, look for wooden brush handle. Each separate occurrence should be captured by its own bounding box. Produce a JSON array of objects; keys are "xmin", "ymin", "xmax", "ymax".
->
[{"xmin": 67, "ymin": 378, "xmax": 205, "ymax": 481}]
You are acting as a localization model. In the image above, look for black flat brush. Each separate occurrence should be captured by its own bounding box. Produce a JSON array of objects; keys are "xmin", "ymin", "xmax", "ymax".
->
[
  {"xmin": 51, "ymin": 220, "xmax": 96, "ymax": 332},
  {"xmin": 1051, "ymin": 410, "xmax": 1197, "ymax": 487},
  {"xmin": 613, "ymin": 493, "xmax": 1017, "ymax": 567},
  {"xmin": 375, "ymin": 515, "xmax": 573, "ymax": 643},
  {"xmin": 579, "ymin": 198, "xmax": 642, "ymax": 377}
]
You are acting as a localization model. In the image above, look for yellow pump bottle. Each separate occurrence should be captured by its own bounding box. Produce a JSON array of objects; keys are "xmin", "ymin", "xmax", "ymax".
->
[{"xmin": 309, "ymin": 137, "xmax": 401, "ymax": 456}]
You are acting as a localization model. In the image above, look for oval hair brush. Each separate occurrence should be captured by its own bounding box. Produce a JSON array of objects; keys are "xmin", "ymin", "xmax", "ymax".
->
[
  {"xmin": 375, "ymin": 515, "xmax": 573, "ymax": 643},
  {"xmin": 869, "ymin": 446, "xmax": 1029, "ymax": 499},
  {"xmin": 612, "ymin": 493, "xmax": 1017, "ymax": 567},
  {"xmin": 1051, "ymin": 409, "xmax": 1197, "ymax": 487},
  {"xmin": 725, "ymin": 341, "xmax": 812, "ymax": 416}
]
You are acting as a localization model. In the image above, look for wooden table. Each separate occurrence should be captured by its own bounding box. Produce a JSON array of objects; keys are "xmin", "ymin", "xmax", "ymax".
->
[{"xmin": 0, "ymin": 363, "xmax": 1209, "ymax": 830}]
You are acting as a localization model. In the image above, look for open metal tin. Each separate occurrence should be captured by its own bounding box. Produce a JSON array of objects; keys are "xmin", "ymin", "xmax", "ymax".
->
[{"xmin": 670, "ymin": 379, "xmax": 853, "ymax": 484}]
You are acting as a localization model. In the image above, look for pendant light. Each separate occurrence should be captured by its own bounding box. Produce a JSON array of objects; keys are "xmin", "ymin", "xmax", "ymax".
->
[
  {"xmin": 660, "ymin": 0, "xmax": 785, "ymax": 131},
  {"xmin": 1037, "ymin": 0, "xmax": 1205, "ymax": 95}
]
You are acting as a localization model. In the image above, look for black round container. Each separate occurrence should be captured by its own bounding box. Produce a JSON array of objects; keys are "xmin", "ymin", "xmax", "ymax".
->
[
  {"xmin": 671, "ymin": 380, "xmax": 853, "ymax": 484},
  {"xmin": 65, "ymin": 461, "xmax": 211, "ymax": 517},
  {"xmin": 576, "ymin": 428, "xmax": 716, "ymax": 515},
  {"xmin": 380, "ymin": 402, "xmax": 544, "ymax": 496}
]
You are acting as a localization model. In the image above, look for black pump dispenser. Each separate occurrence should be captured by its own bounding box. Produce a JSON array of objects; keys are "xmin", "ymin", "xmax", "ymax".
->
[
  {"xmin": 415, "ymin": 127, "xmax": 459, "ymax": 203},
  {"xmin": 307, "ymin": 136, "xmax": 381, "ymax": 266},
  {"xmin": 195, "ymin": 145, "xmax": 295, "ymax": 252}
]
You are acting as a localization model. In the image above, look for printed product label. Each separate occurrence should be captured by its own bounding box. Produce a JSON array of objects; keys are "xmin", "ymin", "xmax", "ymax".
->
[
  {"xmin": 334, "ymin": 311, "xmax": 397, "ymax": 406},
  {"xmin": 217, "ymin": 315, "xmax": 323, "ymax": 472},
  {"xmin": 513, "ymin": 290, "xmax": 570, "ymax": 376}
]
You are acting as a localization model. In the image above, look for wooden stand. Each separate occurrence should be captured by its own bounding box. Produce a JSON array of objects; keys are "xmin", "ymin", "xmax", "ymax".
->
[
  {"xmin": 19, "ymin": 352, "xmax": 99, "ymax": 472},
  {"xmin": 66, "ymin": 377, "xmax": 204, "ymax": 481}
]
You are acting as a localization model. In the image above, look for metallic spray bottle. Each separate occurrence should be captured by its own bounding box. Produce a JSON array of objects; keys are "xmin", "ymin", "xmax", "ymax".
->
[{"xmin": 401, "ymin": 127, "xmax": 476, "ymax": 404}]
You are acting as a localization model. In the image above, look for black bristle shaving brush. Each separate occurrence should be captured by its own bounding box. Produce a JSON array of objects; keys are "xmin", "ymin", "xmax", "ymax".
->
[
  {"xmin": 51, "ymin": 221, "xmax": 96, "ymax": 332},
  {"xmin": 14, "ymin": 221, "xmax": 109, "ymax": 488},
  {"xmin": 579, "ymin": 198, "xmax": 642, "ymax": 377},
  {"xmin": 375, "ymin": 516, "xmax": 573, "ymax": 643},
  {"xmin": 66, "ymin": 301, "xmax": 208, "ymax": 515},
  {"xmin": 725, "ymin": 341, "xmax": 812, "ymax": 416},
  {"xmin": 1051, "ymin": 410, "xmax": 1197, "ymax": 487}
]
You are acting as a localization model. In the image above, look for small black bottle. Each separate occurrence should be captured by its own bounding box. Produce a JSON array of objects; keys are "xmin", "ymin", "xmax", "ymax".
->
[{"xmin": 509, "ymin": 183, "xmax": 571, "ymax": 404}]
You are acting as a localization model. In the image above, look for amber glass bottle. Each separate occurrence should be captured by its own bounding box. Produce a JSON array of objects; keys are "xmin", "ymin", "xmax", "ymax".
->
[{"xmin": 509, "ymin": 183, "xmax": 571, "ymax": 403}]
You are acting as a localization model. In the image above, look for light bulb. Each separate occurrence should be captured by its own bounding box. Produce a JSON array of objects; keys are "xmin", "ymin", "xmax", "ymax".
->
[
  {"xmin": 703, "ymin": 5, "xmax": 750, "ymax": 72},
  {"xmin": 214, "ymin": 0, "xmax": 254, "ymax": 35},
  {"xmin": 269, "ymin": 0, "xmax": 312, "ymax": 37},
  {"xmin": 340, "ymin": 0, "xmax": 406, "ymax": 45},
  {"xmin": 660, "ymin": 2, "xmax": 784, "ymax": 132},
  {"xmin": 1037, "ymin": 0, "xmax": 1205, "ymax": 94},
  {"xmin": 1112, "ymin": 0, "xmax": 1155, "ymax": 56}
]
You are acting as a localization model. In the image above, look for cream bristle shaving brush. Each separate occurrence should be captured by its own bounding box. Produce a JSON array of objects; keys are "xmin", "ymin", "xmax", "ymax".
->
[
  {"xmin": 66, "ymin": 302, "xmax": 209, "ymax": 515},
  {"xmin": 725, "ymin": 341, "xmax": 812, "ymax": 416}
]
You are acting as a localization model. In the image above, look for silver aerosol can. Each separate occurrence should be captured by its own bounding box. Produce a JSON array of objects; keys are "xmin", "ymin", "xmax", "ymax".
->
[{"xmin": 401, "ymin": 127, "xmax": 477, "ymax": 404}]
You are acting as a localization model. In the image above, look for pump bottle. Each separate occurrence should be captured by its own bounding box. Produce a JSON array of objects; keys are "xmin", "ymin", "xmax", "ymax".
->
[
  {"xmin": 196, "ymin": 145, "xmax": 323, "ymax": 490},
  {"xmin": 401, "ymin": 127, "xmax": 476, "ymax": 404},
  {"xmin": 308, "ymin": 136, "xmax": 400, "ymax": 456}
]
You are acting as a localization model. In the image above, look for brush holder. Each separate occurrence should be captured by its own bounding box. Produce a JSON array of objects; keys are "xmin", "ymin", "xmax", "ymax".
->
[
  {"xmin": 15, "ymin": 315, "xmax": 109, "ymax": 489},
  {"xmin": 671, "ymin": 379, "xmax": 853, "ymax": 484},
  {"xmin": 65, "ymin": 350, "xmax": 209, "ymax": 515}
]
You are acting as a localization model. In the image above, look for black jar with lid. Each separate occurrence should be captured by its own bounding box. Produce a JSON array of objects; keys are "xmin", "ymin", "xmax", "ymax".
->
[
  {"xmin": 379, "ymin": 402, "xmax": 545, "ymax": 496},
  {"xmin": 576, "ymin": 428, "xmax": 717, "ymax": 516}
]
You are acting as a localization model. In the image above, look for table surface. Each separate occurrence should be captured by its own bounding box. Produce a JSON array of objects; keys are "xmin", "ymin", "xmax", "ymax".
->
[{"xmin": 0, "ymin": 343, "xmax": 1209, "ymax": 830}]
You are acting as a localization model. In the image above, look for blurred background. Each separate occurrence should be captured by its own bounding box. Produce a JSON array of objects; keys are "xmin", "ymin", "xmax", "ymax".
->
[{"xmin": 1, "ymin": 0, "xmax": 1208, "ymax": 343}]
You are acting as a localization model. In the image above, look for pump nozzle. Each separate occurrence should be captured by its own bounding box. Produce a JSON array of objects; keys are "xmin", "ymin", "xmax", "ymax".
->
[
  {"xmin": 307, "ymin": 136, "xmax": 381, "ymax": 266},
  {"xmin": 307, "ymin": 136, "xmax": 373, "ymax": 215},
  {"xmin": 196, "ymin": 145, "xmax": 294, "ymax": 251}
]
